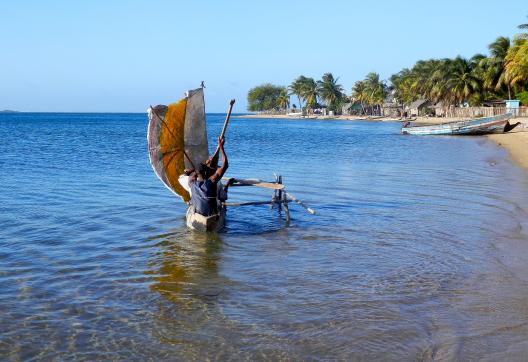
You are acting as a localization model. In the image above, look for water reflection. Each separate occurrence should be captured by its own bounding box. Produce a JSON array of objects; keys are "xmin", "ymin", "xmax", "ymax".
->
[{"xmin": 147, "ymin": 228, "xmax": 224, "ymax": 305}]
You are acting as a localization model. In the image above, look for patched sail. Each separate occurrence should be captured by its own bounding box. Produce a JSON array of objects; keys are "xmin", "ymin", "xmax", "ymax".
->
[{"xmin": 147, "ymin": 88, "xmax": 209, "ymax": 202}]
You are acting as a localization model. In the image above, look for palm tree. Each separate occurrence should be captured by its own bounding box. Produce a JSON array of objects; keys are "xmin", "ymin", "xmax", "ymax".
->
[
  {"xmin": 301, "ymin": 77, "xmax": 318, "ymax": 111},
  {"xmin": 505, "ymin": 36, "xmax": 528, "ymax": 93},
  {"xmin": 364, "ymin": 72, "xmax": 387, "ymax": 115},
  {"xmin": 351, "ymin": 80, "xmax": 369, "ymax": 114},
  {"xmin": 429, "ymin": 59, "xmax": 451, "ymax": 103},
  {"xmin": 479, "ymin": 36, "xmax": 512, "ymax": 98},
  {"xmin": 276, "ymin": 88, "xmax": 290, "ymax": 111},
  {"xmin": 289, "ymin": 76, "xmax": 308, "ymax": 112},
  {"xmin": 390, "ymin": 68, "xmax": 415, "ymax": 106},
  {"xmin": 444, "ymin": 57, "xmax": 481, "ymax": 106},
  {"xmin": 317, "ymin": 73, "xmax": 344, "ymax": 113},
  {"xmin": 409, "ymin": 60, "xmax": 440, "ymax": 99}
]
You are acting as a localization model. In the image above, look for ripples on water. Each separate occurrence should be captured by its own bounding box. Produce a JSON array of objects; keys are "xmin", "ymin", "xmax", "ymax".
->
[{"xmin": 1, "ymin": 113, "xmax": 528, "ymax": 360}]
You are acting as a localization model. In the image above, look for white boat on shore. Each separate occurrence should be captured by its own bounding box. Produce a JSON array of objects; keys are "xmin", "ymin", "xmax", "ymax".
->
[{"xmin": 401, "ymin": 113, "xmax": 518, "ymax": 135}]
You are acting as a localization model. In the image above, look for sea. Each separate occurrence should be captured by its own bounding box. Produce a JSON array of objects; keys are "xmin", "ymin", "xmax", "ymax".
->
[{"xmin": 1, "ymin": 112, "xmax": 528, "ymax": 360}]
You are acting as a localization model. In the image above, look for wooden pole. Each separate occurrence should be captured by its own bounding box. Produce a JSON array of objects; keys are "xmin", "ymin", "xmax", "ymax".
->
[
  {"xmin": 211, "ymin": 99, "xmax": 235, "ymax": 167},
  {"xmin": 277, "ymin": 175, "xmax": 282, "ymax": 211},
  {"xmin": 219, "ymin": 99, "xmax": 236, "ymax": 140},
  {"xmin": 223, "ymin": 178, "xmax": 285, "ymax": 190},
  {"xmin": 224, "ymin": 200, "xmax": 283, "ymax": 207},
  {"xmin": 283, "ymin": 187, "xmax": 290, "ymax": 222},
  {"xmin": 285, "ymin": 192, "xmax": 316, "ymax": 215}
]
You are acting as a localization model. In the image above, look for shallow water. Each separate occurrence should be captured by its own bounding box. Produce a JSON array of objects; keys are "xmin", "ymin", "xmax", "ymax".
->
[{"xmin": 1, "ymin": 113, "xmax": 528, "ymax": 360}]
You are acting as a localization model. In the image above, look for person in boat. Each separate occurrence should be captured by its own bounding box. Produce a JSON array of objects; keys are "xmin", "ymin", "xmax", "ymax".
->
[{"xmin": 184, "ymin": 137, "xmax": 229, "ymax": 217}]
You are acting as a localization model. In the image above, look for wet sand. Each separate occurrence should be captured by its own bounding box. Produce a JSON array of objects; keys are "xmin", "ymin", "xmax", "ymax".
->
[{"xmin": 488, "ymin": 122, "xmax": 528, "ymax": 169}]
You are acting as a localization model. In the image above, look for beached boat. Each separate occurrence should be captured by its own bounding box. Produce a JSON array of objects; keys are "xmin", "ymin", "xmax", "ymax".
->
[
  {"xmin": 147, "ymin": 85, "xmax": 315, "ymax": 232},
  {"xmin": 401, "ymin": 113, "xmax": 516, "ymax": 135}
]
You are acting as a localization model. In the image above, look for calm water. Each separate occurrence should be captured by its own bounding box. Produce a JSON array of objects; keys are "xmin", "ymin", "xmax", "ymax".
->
[{"xmin": 1, "ymin": 113, "xmax": 528, "ymax": 360}]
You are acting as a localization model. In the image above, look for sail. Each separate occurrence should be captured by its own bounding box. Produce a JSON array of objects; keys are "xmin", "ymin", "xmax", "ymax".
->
[{"xmin": 147, "ymin": 88, "xmax": 209, "ymax": 202}]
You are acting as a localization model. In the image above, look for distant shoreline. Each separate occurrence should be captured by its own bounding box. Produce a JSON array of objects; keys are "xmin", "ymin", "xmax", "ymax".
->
[{"xmin": 233, "ymin": 114, "xmax": 402, "ymax": 121}]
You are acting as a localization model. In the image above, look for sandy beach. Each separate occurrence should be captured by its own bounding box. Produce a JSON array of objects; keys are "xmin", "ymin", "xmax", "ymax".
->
[{"xmin": 488, "ymin": 125, "xmax": 528, "ymax": 169}]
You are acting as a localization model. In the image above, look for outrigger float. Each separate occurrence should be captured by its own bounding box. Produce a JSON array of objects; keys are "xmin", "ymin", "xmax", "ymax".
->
[{"xmin": 147, "ymin": 85, "xmax": 315, "ymax": 232}]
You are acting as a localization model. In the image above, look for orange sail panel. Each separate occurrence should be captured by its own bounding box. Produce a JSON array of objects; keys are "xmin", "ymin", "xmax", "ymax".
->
[{"xmin": 147, "ymin": 88, "xmax": 209, "ymax": 202}]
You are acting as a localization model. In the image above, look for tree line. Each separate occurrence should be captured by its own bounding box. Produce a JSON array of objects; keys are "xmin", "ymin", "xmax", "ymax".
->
[
  {"xmin": 247, "ymin": 17, "xmax": 528, "ymax": 114},
  {"xmin": 247, "ymin": 73, "xmax": 345, "ymax": 114}
]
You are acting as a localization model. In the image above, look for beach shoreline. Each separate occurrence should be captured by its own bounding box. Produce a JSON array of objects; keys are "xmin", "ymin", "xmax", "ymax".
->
[
  {"xmin": 236, "ymin": 114, "xmax": 528, "ymax": 171},
  {"xmin": 487, "ymin": 127, "xmax": 528, "ymax": 170}
]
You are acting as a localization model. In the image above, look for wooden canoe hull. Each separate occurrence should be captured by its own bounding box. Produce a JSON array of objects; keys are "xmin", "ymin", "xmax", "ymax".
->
[
  {"xmin": 186, "ymin": 206, "xmax": 226, "ymax": 232},
  {"xmin": 401, "ymin": 113, "xmax": 512, "ymax": 135}
]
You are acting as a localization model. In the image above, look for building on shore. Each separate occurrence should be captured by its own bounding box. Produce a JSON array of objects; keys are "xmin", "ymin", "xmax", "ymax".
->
[
  {"xmin": 407, "ymin": 99, "xmax": 431, "ymax": 116},
  {"xmin": 433, "ymin": 102, "xmax": 446, "ymax": 117},
  {"xmin": 381, "ymin": 100, "xmax": 402, "ymax": 117},
  {"xmin": 342, "ymin": 102, "xmax": 363, "ymax": 116}
]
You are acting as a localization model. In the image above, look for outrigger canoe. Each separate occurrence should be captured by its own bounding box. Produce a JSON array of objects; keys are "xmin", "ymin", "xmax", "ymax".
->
[
  {"xmin": 401, "ymin": 113, "xmax": 518, "ymax": 135},
  {"xmin": 147, "ymin": 86, "xmax": 315, "ymax": 232}
]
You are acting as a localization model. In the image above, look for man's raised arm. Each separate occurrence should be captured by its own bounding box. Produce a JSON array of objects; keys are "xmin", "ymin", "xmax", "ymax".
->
[{"xmin": 211, "ymin": 137, "xmax": 228, "ymax": 182}]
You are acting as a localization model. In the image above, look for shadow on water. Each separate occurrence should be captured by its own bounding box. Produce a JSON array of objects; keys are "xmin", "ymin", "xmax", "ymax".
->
[{"xmin": 223, "ymin": 205, "xmax": 292, "ymax": 235}]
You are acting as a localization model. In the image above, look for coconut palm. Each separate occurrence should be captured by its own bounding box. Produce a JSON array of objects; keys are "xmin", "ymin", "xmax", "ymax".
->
[
  {"xmin": 505, "ymin": 36, "xmax": 528, "ymax": 91},
  {"xmin": 409, "ymin": 60, "xmax": 438, "ymax": 98},
  {"xmin": 478, "ymin": 36, "xmax": 512, "ymax": 98},
  {"xmin": 351, "ymin": 80, "xmax": 369, "ymax": 114},
  {"xmin": 365, "ymin": 73, "xmax": 386, "ymax": 101},
  {"xmin": 351, "ymin": 73, "xmax": 387, "ymax": 115},
  {"xmin": 364, "ymin": 72, "xmax": 387, "ymax": 115},
  {"xmin": 300, "ymin": 77, "xmax": 318, "ymax": 111},
  {"xmin": 390, "ymin": 68, "xmax": 415, "ymax": 105},
  {"xmin": 443, "ymin": 57, "xmax": 481, "ymax": 106},
  {"xmin": 289, "ymin": 76, "xmax": 308, "ymax": 111},
  {"xmin": 317, "ymin": 73, "xmax": 344, "ymax": 113},
  {"xmin": 276, "ymin": 88, "xmax": 290, "ymax": 111}
]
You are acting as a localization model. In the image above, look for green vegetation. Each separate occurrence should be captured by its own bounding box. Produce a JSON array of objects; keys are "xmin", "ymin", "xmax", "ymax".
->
[
  {"xmin": 373, "ymin": 17, "xmax": 528, "ymax": 109},
  {"xmin": 317, "ymin": 73, "xmax": 345, "ymax": 113},
  {"xmin": 247, "ymin": 84, "xmax": 287, "ymax": 112},
  {"xmin": 352, "ymin": 72, "xmax": 387, "ymax": 115},
  {"xmin": 247, "ymin": 17, "xmax": 528, "ymax": 113},
  {"xmin": 249, "ymin": 74, "xmax": 346, "ymax": 114}
]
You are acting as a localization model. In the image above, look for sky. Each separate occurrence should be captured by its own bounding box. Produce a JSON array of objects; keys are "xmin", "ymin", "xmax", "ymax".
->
[{"xmin": 0, "ymin": 0, "xmax": 526, "ymax": 112}]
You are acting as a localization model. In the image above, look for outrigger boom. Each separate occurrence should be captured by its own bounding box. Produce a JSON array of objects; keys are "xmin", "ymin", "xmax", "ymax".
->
[{"xmin": 222, "ymin": 176, "xmax": 316, "ymax": 220}]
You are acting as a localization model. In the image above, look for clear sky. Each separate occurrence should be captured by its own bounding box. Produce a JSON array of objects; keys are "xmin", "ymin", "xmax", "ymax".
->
[{"xmin": 1, "ymin": 0, "xmax": 526, "ymax": 112}]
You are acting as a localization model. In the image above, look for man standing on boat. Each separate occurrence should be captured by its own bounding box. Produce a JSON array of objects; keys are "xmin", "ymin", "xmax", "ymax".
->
[{"xmin": 183, "ymin": 137, "xmax": 229, "ymax": 216}]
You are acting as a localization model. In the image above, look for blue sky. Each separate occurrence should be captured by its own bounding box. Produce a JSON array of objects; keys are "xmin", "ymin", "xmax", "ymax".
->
[{"xmin": 0, "ymin": 0, "xmax": 526, "ymax": 112}]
